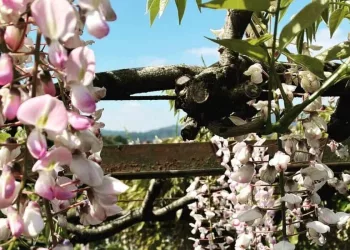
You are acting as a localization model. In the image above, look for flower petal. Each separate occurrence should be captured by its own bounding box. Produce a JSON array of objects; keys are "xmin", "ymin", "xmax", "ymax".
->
[
  {"xmin": 48, "ymin": 41, "xmax": 67, "ymax": 70},
  {"xmin": 85, "ymin": 10, "xmax": 110, "ymax": 39},
  {"xmin": 17, "ymin": 94, "xmax": 68, "ymax": 133},
  {"xmin": 66, "ymin": 46, "xmax": 95, "ymax": 86},
  {"xmin": 306, "ymin": 221, "xmax": 330, "ymax": 234},
  {"xmin": 23, "ymin": 201, "xmax": 45, "ymax": 237},
  {"xmin": 0, "ymin": 54, "xmax": 13, "ymax": 86},
  {"xmin": 68, "ymin": 112, "xmax": 92, "ymax": 130},
  {"xmin": 27, "ymin": 129, "xmax": 47, "ymax": 159},
  {"xmin": 31, "ymin": 0, "xmax": 77, "ymax": 41},
  {"xmin": 70, "ymin": 154, "xmax": 103, "ymax": 187},
  {"xmin": 71, "ymin": 85, "xmax": 96, "ymax": 114}
]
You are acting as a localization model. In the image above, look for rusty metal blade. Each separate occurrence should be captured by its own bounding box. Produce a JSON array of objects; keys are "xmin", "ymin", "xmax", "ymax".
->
[{"xmin": 100, "ymin": 140, "xmax": 350, "ymax": 179}]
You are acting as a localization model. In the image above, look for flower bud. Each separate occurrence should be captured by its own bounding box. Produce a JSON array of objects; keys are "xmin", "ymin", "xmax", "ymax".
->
[
  {"xmin": 1, "ymin": 88, "xmax": 21, "ymax": 121},
  {"xmin": 7, "ymin": 207, "xmax": 24, "ymax": 237},
  {"xmin": 0, "ymin": 218, "xmax": 10, "ymax": 241},
  {"xmin": 0, "ymin": 165, "xmax": 15, "ymax": 199},
  {"xmin": 27, "ymin": 129, "xmax": 47, "ymax": 159},
  {"xmin": 23, "ymin": 201, "xmax": 45, "ymax": 237},
  {"xmin": 4, "ymin": 22, "xmax": 26, "ymax": 51},
  {"xmin": 0, "ymin": 54, "xmax": 13, "ymax": 86}
]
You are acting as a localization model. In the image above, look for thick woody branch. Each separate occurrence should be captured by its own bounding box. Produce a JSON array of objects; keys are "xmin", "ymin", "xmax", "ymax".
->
[
  {"xmin": 207, "ymin": 117, "xmax": 266, "ymax": 138},
  {"xmin": 93, "ymin": 65, "xmax": 205, "ymax": 100},
  {"xmin": 219, "ymin": 10, "xmax": 253, "ymax": 66}
]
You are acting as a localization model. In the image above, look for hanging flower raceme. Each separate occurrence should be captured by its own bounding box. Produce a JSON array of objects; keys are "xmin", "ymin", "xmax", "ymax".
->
[{"xmin": 0, "ymin": 0, "xmax": 128, "ymax": 247}]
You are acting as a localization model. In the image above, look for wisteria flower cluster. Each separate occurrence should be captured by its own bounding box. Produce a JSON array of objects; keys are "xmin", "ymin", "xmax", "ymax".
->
[
  {"xmin": 186, "ymin": 62, "xmax": 350, "ymax": 250},
  {"xmin": 0, "ymin": 0, "xmax": 128, "ymax": 248}
]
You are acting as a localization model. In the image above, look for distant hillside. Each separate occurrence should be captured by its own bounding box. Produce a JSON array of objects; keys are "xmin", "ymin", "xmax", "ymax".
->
[{"xmin": 101, "ymin": 125, "xmax": 181, "ymax": 142}]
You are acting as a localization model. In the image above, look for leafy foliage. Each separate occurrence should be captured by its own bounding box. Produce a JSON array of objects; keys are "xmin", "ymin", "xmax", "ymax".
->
[
  {"xmin": 207, "ymin": 37, "xmax": 269, "ymax": 63},
  {"xmin": 200, "ymin": 0, "xmax": 270, "ymax": 11},
  {"xmin": 278, "ymin": 0, "xmax": 329, "ymax": 50}
]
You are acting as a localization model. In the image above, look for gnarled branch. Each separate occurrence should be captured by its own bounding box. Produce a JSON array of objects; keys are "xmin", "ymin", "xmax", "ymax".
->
[
  {"xmin": 141, "ymin": 179, "xmax": 165, "ymax": 217},
  {"xmin": 66, "ymin": 192, "xmax": 198, "ymax": 243},
  {"xmin": 93, "ymin": 65, "xmax": 205, "ymax": 100}
]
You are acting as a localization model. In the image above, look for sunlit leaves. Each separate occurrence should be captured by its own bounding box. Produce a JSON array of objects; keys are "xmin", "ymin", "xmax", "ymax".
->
[
  {"xmin": 207, "ymin": 37, "xmax": 269, "ymax": 63},
  {"xmin": 146, "ymin": 0, "xmax": 161, "ymax": 26},
  {"xmin": 200, "ymin": 0, "xmax": 270, "ymax": 11},
  {"xmin": 0, "ymin": 132, "xmax": 10, "ymax": 143},
  {"xmin": 316, "ymin": 41, "xmax": 350, "ymax": 61},
  {"xmin": 279, "ymin": 0, "xmax": 294, "ymax": 21},
  {"xmin": 146, "ymin": 0, "xmax": 188, "ymax": 25},
  {"xmin": 329, "ymin": 6, "xmax": 349, "ymax": 37},
  {"xmin": 279, "ymin": 0, "xmax": 329, "ymax": 50},
  {"xmin": 284, "ymin": 53, "xmax": 325, "ymax": 79},
  {"xmin": 246, "ymin": 33, "xmax": 272, "ymax": 45},
  {"xmin": 159, "ymin": 0, "xmax": 169, "ymax": 17}
]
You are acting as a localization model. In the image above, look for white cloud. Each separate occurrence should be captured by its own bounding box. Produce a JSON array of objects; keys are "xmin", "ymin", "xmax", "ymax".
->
[
  {"xmin": 314, "ymin": 28, "xmax": 345, "ymax": 49},
  {"xmin": 185, "ymin": 47, "xmax": 219, "ymax": 57}
]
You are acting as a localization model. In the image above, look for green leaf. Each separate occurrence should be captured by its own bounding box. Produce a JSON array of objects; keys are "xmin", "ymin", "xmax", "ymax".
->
[
  {"xmin": 146, "ymin": 0, "xmax": 153, "ymax": 11},
  {"xmin": 296, "ymin": 31, "xmax": 304, "ymax": 54},
  {"xmin": 284, "ymin": 52, "xmax": 325, "ymax": 79},
  {"xmin": 14, "ymin": 127, "xmax": 26, "ymax": 143},
  {"xmin": 0, "ymin": 132, "xmax": 10, "ymax": 143},
  {"xmin": 136, "ymin": 222, "xmax": 145, "ymax": 232},
  {"xmin": 175, "ymin": 0, "xmax": 186, "ymax": 24},
  {"xmin": 329, "ymin": 7, "xmax": 349, "ymax": 38},
  {"xmin": 201, "ymin": 0, "xmax": 270, "ymax": 11},
  {"xmin": 246, "ymin": 33, "xmax": 273, "ymax": 45},
  {"xmin": 279, "ymin": 0, "xmax": 329, "ymax": 50},
  {"xmin": 159, "ymin": 0, "xmax": 169, "ymax": 17},
  {"xmin": 315, "ymin": 41, "xmax": 350, "ymax": 61},
  {"xmin": 148, "ymin": 0, "xmax": 160, "ymax": 26},
  {"xmin": 196, "ymin": 0, "xmax": 202, "ymax": 12},
  {"xmin": 321, "ymin": 4, "xmax": 329, "ymax": 23},
  {"xmin": 207, "ymin": 37, "xmax": 269, "ymax": 63},
  {"xmin": 176, "ymin": 209, "xmax": 183, "ymax": 221},
  {"xmin": 279, "ymin": 0, "xmax": 294, "ymax": 21}
]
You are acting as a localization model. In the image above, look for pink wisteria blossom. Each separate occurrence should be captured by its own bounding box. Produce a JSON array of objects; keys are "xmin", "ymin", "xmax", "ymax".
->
[
  {"xmin": 17, "ymin": 94, "xmax": 68, "ymax": 133},
  {"xmin": 22, "ymin": 201, "xmax": 45, "ymax": 237},
  {"xmin": 0, "ymin": 54, "xmax": 13, "ymax": 86},
  {"xmin": 31, "ymin": 0, "xmax": 77, "ymax": 68},
  {"xmin": 79, "ymin": 0, "xmax": 117, "ymax": 39},
  {"xmin": 269, "ymin": 151, "xmax": 290, "ymax": 172}
]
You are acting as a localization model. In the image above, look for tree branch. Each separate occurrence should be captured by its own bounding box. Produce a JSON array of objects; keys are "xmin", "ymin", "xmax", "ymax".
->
[
  {"xmin": 207, "ymin": 117, "xmax": 266, "ymax": 138},
  {"xmin": 66, "ymin": 192, "xmax": 198, "ymax": 243},
  {"xmin": 219, "ymin": 10, "xmax": 253, "ymax": 66},
  {"xmin": 93, "ymin": 65, "xmax": 204, "ymax": 100},
  {"xmin": 141, "ymin": 179, "xmax": 165, "ymax": 217}
]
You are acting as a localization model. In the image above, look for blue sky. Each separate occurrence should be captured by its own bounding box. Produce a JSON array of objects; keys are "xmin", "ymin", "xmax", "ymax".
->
[{"xmin": 88, "ymin": 1, "xmax": 348, "ymax": 132}]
